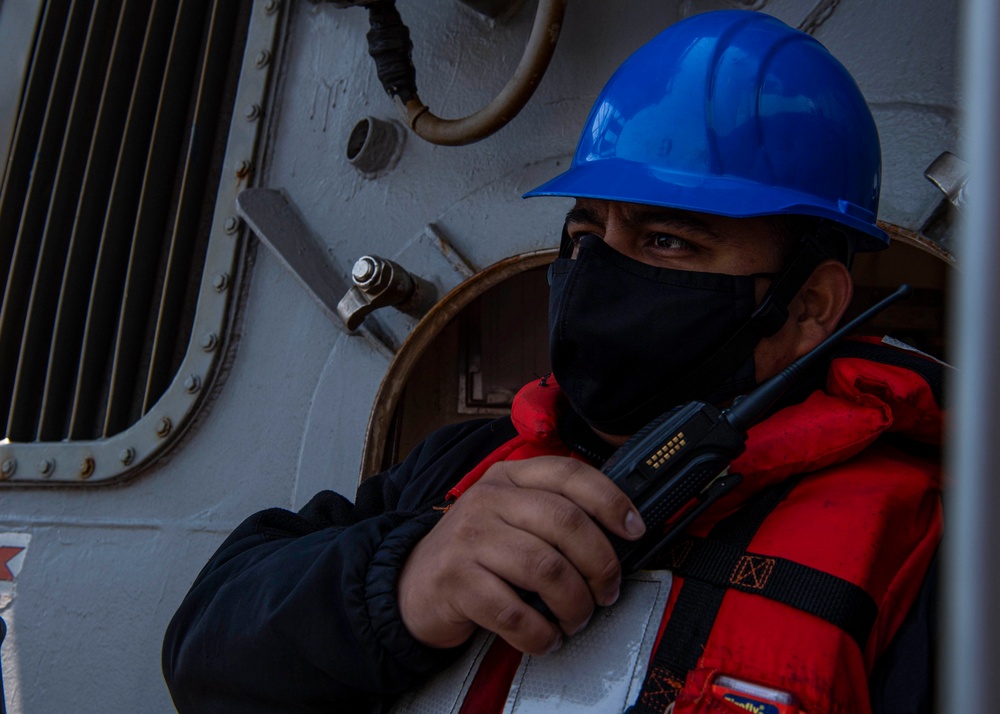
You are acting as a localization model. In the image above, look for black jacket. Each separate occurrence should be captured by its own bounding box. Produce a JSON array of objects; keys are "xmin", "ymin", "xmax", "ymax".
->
[
  {"xmin": 162, "ymin": 417, "xmax": 516, "ymax": 713},
  {"xmin": 162, "ymin": 414, "xmax": 935, "ymax": 713}
]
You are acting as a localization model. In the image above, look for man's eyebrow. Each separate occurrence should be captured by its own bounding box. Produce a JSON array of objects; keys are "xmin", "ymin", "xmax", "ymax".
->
[
  {"xmin": 565, "ymin": 206, "xmax": 602, "ymax": 225},
  {"xmin": 623, "ymin": 206, "xmax": 723, "ymax": 241},
  {"xmin": 565, "ymin": 204, "xmax": 724, "ymax": 242}
]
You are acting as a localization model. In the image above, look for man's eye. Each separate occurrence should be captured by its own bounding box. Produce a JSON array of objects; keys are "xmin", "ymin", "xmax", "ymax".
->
[
  {"xmin": 651, "ymin": 233, "xmax": 692, "ymax": 251},
  {"xmin": 566, "ymin": 231, "xmax": 599, "ymax": 258}
]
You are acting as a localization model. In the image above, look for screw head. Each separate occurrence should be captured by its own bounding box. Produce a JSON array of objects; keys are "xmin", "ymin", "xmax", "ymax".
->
[
  {"xmin": 39, "ymin": 458, "xmax": 55, "ymax": 476},
  {"xmin": 1, "ymin": 458, "xmax": 16, "ymax": 478},
  {"xmin": 183, "ymin": 375, "xmax": 202, "ymax": 394},
  {"xmin": 79, "ymin": 457, "xmax": 95, "ymax": 479},
  {"xmin": 155, "ymin": 417, "xmax": 173, "ymax": 438},
  {"xmin": 119, "ymin": 447, "xmax": 135, "ymax": 466},
  {"xmin": 244, "ymin": 104, "xmax": 262, "ymax": 121},
  {"xmin": 223, "ymin": 216, "xmax": 242, "ymax": 234},
  {"xmin": 352, "ymin": 257, "xmax": 377, "ymax": 284},
  {"xmin": 201, "ymin": 333, "xmax": 219, "ymax": 352},
  {"xmin": 255, "ymin": 50, "xmax": 271, "ymax": 68}
]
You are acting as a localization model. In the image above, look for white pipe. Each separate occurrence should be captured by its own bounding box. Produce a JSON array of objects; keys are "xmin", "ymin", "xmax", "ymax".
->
[{"xmin": 943, "ymin": 0, "xmax": 1000, "ymax": 711}]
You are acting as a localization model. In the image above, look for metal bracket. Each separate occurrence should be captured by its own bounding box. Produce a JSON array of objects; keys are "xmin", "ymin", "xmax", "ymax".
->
[
  {"xmin": 925, "ymin": 151, "xmax": 969, "ymax": 211},
  {"xmin": 337, "ymin": 255, "xmax": 437, "ymax": 330},
  {"xmin": 235, "ymin": 188, "xmax": 352, "ymax": 329}
]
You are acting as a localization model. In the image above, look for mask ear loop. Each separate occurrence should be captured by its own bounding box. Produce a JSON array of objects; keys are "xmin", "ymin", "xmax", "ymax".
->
[
  {"xmin": 747, "ymin": 225, "xmax": 837, "ymax": 337},
  {"xmin": 558, "ymin": 223, "xmax": 575, "ymax": 258},
  {"xmin": 548, "ymin": 223, "xmax": 576, "ymax": 286}
]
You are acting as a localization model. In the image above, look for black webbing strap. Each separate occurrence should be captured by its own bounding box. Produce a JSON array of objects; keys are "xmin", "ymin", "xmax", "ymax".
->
[
  {"xmin": 631, "ymin": 476, "xmax": 802, "ymax": 713},
  {"xmin": 670, "ymin": 538, "xmax": 878, "ymax": 650}
]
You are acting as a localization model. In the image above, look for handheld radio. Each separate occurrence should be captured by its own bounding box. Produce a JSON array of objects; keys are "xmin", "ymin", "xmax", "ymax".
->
[{"xmin": 602, "ymin": 284, "xmax": 913, "ymax": 576}]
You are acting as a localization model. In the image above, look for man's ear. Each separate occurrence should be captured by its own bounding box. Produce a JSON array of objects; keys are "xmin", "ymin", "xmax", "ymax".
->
[
  {"xmin": 754, "ymin": 259, "xmax": 853, "ymax": 383},
  {"xmin": 790, "ymin": 258, "xmax": 854, "ymax": 356}
]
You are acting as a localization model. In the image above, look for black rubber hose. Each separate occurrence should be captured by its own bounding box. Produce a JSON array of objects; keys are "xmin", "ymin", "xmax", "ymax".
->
[{"xmin": 365, "ymin": 1, "xmax": 418, "ymax": 104}]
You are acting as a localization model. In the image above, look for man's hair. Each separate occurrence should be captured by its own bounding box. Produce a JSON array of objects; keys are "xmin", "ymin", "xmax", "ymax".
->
[{"xmin": 769, "ymin": 215, "xmax": 853, "ymax": 268}]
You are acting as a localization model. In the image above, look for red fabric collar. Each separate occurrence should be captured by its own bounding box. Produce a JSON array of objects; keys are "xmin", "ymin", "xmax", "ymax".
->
[{"xmin": 447, "ymin": 347, "xmax": 944, "ymax": 501}]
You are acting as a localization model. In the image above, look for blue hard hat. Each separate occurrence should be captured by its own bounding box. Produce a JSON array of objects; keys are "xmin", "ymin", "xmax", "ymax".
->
[{"xmin": 525, "ymin": 10, "xmax": 888, "ymax": 252}]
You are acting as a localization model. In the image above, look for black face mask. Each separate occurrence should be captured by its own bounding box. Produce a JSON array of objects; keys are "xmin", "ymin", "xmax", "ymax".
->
[{"xmin": 548, "ymin": 234, "xmax": 767, "ymax": 436}]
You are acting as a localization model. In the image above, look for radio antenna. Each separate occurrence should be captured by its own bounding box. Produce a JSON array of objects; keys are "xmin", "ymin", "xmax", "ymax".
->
[{"xmin": 725, "ymin": 284, "xmax": 913, "ymax": 433}]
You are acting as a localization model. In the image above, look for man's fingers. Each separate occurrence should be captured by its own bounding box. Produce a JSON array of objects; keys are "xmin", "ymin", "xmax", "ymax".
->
[
  {"xmin": 460, "ymin": 484, "xmax": 621, "ymax": 608},
  {"xmin": 457, "ymin": 573, "xmax": 564, "ymax": 656},
  {"xmin": 459, "ymin": 519, "xmax": 598, "ymax": 631},
  {"xmin": 487, "ymin": 457, "xmax": 646, "ymax": 541}
]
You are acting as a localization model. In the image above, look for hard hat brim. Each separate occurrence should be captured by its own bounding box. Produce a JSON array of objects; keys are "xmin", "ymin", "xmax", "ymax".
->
[{"xmin": 524, "ymin": 160, "xmax": 889, "ymax": 253}]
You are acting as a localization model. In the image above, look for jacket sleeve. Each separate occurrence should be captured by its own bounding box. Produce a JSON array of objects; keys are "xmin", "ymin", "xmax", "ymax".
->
[{"xmin": 162, "ymin": 418, "xmax": 515, "ymax": 713}]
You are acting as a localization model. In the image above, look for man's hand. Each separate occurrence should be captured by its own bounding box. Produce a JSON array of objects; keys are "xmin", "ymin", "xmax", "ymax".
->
[{"xmin": 397, "ymin": 456, "xmax": 646, "ymax": 655}]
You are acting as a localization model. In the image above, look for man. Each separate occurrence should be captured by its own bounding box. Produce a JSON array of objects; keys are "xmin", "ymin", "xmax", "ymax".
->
[{"xmin": 163, "ymin": 10, "xmax": 943, "ymax": 713}]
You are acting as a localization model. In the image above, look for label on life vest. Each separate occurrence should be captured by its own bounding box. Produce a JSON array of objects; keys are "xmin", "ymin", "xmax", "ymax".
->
[
  {"xmin": 389, "ymin": 570, "xmax": 673, "ymax": 714},
  {"xmin": 711, "ymin": 675, "xmax": 802, "ymax": 714}
]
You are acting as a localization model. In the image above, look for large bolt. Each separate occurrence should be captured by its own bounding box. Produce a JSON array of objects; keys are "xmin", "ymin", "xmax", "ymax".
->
[
  {"xmin": 265, "ymin": 0, "xmax": 281, "ymax": 15},
  {"xmin": 212, "ymin": 273, "xmax": 230, "ymax": 292},
  {"xmin": 352, "ymin": 257, "xmax": 378, "ymax": 284},
  {"xmin": 79, "ymin": 457, "xmax": 95, "ymax": 479},
  {"xmin": 255, "ymin": 50, "xmax": 271, "ymax": 68},
  {"xmin": 223, "ymin": 216, "xmax": 242, "ymax": 234},
  {"xmin": 39, "ymin": 458, "xmax": 55, "ymax": 476},
  {"xmin": 119, "ymin": 447, "xmax": 135, "ymax": 466},
  {"xmin": 1, "ymin": 458, "xmax": 16, "ymax": 479},
  {"xmin": 244, "ymin": 104, "xmax": 262, "ymax": 121}
]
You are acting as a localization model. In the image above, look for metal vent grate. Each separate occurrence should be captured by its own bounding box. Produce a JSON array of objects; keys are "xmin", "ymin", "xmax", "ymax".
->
[{"xmin": 0, "ymin": 0, "xmax": 251, "ymax": 444}]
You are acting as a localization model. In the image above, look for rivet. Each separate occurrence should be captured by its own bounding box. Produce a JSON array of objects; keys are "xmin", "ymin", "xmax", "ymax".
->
[
  {"xmin": 1, "ymin": 458, "xmax": 16, "ymax": 479},
  {"xmin": 184, "ymin": 375, "xmax": 202, "ymax": 394},
  {"xmin": 156, "ymin": 417, "xmax": 173, "ymax": 438},
  {"xmin": 255, "ymin": 50, "xmax": 271, "ymax": 68},
  {"xmin": 119, "ymin": 447, "xmax": 135, "ymax": 466},
  {"xmin": 79, "ymin": 457, "xmax": 95, "ymax": 479},
  {"xmin": 212, "ymin": 272, "xmax": 230, "ymax": 292},
  {"xmin": 244, "ymin": 104, "xmax": 262, "ymax": 121},
  {"xmin": 264, "ymin": 0, "xmax": 280, "ymax": 15},
  {"xmin": 39, "ymin": 458, "xmax": 55, "ymax": 476},
  {"xmin": 200, "ymin": 333, "xmax": 218, "ymax": 352},
  {"xmin": 223, "ymin": 216, "xmax": 242, "ymax": 234}
]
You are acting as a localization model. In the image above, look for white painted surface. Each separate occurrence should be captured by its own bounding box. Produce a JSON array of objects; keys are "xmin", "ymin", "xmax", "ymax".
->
[{"xmin": 0, "ymin": 1, "xmax": 959, "ymax": 711}]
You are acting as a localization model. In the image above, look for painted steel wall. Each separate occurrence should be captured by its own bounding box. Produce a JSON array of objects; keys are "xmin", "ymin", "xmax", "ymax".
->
[{"xmin": 0, "ymin": 1, "xmax": 959, "ymax": 711}]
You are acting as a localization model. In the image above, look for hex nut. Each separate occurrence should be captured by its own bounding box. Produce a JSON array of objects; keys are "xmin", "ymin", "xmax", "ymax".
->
[
  {"xmin": 39, "ymin": 458, "xmax": 55, "ymax": 476},
  {"xmin": 201, "ymin": 333, "xmax": 219, "ymax": 352},
  {"xmin": 184, "ymin": 374, "xmax": 202, "ymax": 393},
  {"xmin": 119, "ymin": 447, "xmax": 136, "ymax": 466},
  {"xmin": 156, "ymin": 417, "xmax": 173, "ymax": 437},
  {"xmin": 0, "ymin": 458, "xmax": 16, "ymax": 479},
  {"xmin": 244, "ymin": 104, "xmax": 262, "ymax": 121},
  {"xmin": 212, "ymin": 273, "xmax": 230, "ymax": 292},
  {"xmin": 255, "ymin": 50, "xmax": 271, "ymax": 68},
  {"xmin": 223, "ymin": 216, "xmax": 242, "ymax": 234},
  {"xmin": 79, "ymin": 457, "xmax": 95, "ymax": 479}
]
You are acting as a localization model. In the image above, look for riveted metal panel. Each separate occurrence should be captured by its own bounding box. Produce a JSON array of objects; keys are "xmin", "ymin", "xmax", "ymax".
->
[{"xmin": 0, "ymin": 0, "xmax": 286, "ymax": 485}]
